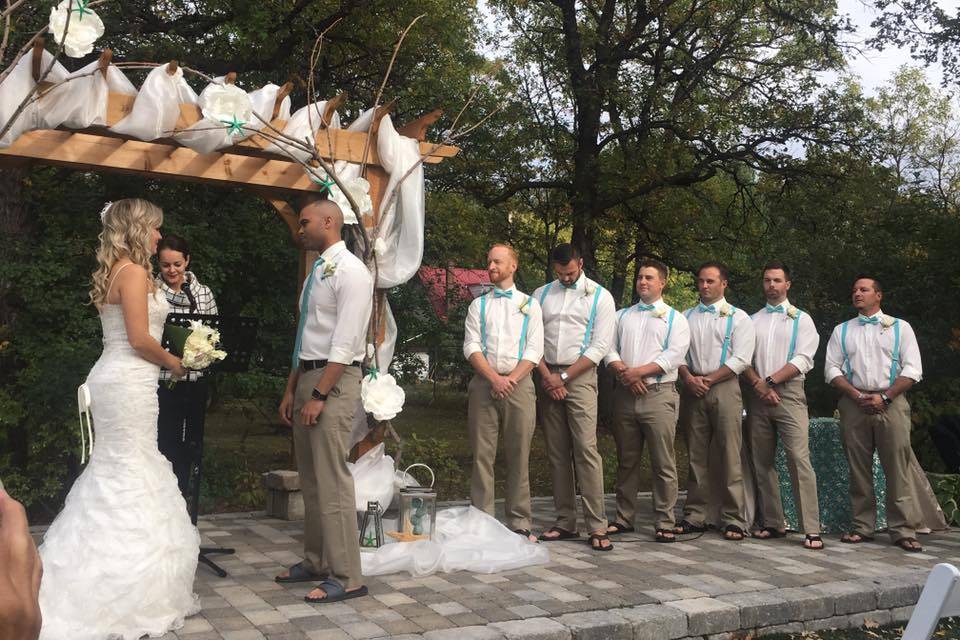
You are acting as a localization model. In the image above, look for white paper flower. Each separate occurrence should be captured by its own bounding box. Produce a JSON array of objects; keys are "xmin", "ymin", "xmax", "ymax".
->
[
  {"xmin": 199, "ymin": 83, "xmax": 254, "ymax": 134},
  {"xmin": 361, "ymin": 373, "xmax": 405, "ymax": 421},
  {"xmin": 373, "ymin": 237, "xmax": 387, "ymax": 256},
  {"xmin": 329, "ymin": 176, "xmax": 373, "ymax": 225},
  {"xmin": 49, "ymin": 0, "xmax": 105, "ymax": 58}
]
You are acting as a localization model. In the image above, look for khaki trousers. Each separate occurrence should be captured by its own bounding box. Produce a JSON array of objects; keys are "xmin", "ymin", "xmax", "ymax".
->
[
  {"xmin": 839, "ymin": 394, "xmax": 921, "ymax": 541},
  {"xmin": 611, "ymin": 383, "xmax": 680, "ymax": 531},
  {"xmin": 468, "ymin": 374, "xmax": 536, "ymax": 530},
  {"xmin": 680, "ymin": 376, "xmax": 747, "ymax": 529},
  {"xmin": 747, "ymin": 380, "xmax": 820, "ymax": 533},
  {"xmin": 535, "ymin": 366, "xmax": 606, "ymax": 534},
  {"xmin": 292, "ymin": 366, "xmax": 363, "ymax": 589}
]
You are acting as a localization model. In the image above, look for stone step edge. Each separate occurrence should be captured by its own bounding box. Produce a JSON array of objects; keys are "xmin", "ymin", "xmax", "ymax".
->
[{"xmin": 413, "ymin": 573, "xmax": 926, "ymax": 640}]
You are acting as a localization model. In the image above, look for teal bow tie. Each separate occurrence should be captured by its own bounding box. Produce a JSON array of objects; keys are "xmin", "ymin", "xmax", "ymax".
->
[
  {"xmin": 858, "ymin": 315, "xmax": 880, "ymax": 325},
  {"xmin": 766, "ymin": 304, "xmax": 785, "ymax": 314},
  {"xmin": 561, "ymin": 281, "xmax": 577, "ymax": 289},
  {"xmin": 636, "ymin": 302, "xmax": 656, "ymax": 312},
  {"xmin": 493, "ymin": 288, "xmax": 513, "ymax": 299},
  {"xmin": 698, "ymin": 303, "xmax": 717, "ymax": 314}
]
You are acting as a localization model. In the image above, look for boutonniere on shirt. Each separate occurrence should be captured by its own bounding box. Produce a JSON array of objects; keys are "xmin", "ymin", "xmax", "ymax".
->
[
  {"xmin": 718, "ymin": 302, "xmax": 734, "ymax": 317},
  {"xmin": 583, "ymin": 282, "xmax": 597, "ymax": 297},
  {"xmin": 880, "ymin": 315, "xmax": 896, "ymax": 331},
  {"xmin": 518, "ymin": 295, "xmax": 531, "ymax": 316},
  {"xmin": 786, "ymin": 305, "xmax": 799, "ymax": 319},
  {"xmin": 320, "ymin": 260, "xmax": 337, "ymax": 280},
  {"xmin": 653, "ymin": 307, "xmax": 668, "ymax": 319}
]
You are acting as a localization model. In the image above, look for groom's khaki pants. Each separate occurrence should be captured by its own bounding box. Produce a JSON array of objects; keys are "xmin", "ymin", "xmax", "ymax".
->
[
  {"xmin": 747, "ymin": 379, "xmax": 820, "ymax": 533},
  {"xmin": 468, "ymin": 374, "xmax": 536, "ymax": 531},
  {"xmin": 535, "ymin": 366, "xmax": 607, "ymax": 534},
  {"xmin": 293, "ymin": 365, "xmax": 363, "ymax": 589},
  {"xmin": 680, "ymin": 376, "xmax": 747, "ymax": 529}
]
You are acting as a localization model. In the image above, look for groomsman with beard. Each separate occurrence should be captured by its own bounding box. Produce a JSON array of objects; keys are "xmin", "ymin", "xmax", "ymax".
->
[
  {"xmin": 825, "ymin": 275, "xmax": 924, "ymax": 552},
  {"xmin": 533, "ymin": 244, "xmax": 615, "ymax": 552},
  {"xmin": 605, "ymin": 259, "xmax": 690, "ymax": 542},
  {"xmin": 742, "ymin": 262, "xmax": 823, "ymax": 549},
  {"xmin": 463, "ymin": 244, "xmax": 544, "ymax": 542},
  {"xmin": 678, "ymin": 262, "xmax": 755, "ymax": 540}
]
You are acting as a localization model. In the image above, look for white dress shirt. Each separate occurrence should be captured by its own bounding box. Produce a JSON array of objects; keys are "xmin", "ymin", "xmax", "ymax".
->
[
  {"xmin": 683, "ymin": 297, "xmax": 755, "ymax": 375},
  {"xmin": 463, "ymin": 285, "xmax": 544, "ymax": 375},
  {"xmin": 824, "ymin": 310, "xmax": 922, "ymax": 390},
  {"xmin": 532, "ymin": 273, "xmax": 615, "ymax": 366},
  {"xmin": 604, "ymin": 298, "xmax": 690, "ymax": 384},
  {"xmin": 297, "ymin": 241, "xmax": 373, "ymax": 365},
  {"xmin": 750, "ymin": 299, "xmax": 820, "ymax": 380}
]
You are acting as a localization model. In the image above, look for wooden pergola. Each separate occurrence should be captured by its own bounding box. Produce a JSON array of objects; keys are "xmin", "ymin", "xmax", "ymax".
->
[{"xmin": 0, "ymin": 56, "xmax": 459, "ymax": 278}]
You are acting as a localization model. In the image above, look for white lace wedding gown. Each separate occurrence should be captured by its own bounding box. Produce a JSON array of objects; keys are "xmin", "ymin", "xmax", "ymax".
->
[{"xmin": 38, "ymin": 290, "xmax": 201, "ymax": 640}]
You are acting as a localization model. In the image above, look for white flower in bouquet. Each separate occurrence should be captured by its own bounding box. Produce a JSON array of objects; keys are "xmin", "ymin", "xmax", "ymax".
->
[
  {"xmin": 49, "ymin": 0, "xmax": 105, "ymax": 58},
  {"xmin": 329, "ymin": 176, "xmax": 373, "ymax": 225},
  {"xmin": 361, "ymin": 372, "xmax": 405, "ymax": 421},
  {"xmin": 180, "ymin": 320, "xmax": 227, "ymax": 370},
  {"xmin": 373, "ymin": 236, "xmax": 388, "ymax": 256},
  {"xmin": 199, "ymin": 83, "xmax": 254, "ymax": 137}
]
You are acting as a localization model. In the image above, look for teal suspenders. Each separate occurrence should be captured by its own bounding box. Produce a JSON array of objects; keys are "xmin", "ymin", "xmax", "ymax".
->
[
  {"xmin": 718, "ymin": 307, "xmax": 737, "ymax": 367},
  {"xmin": 480, "ymin": 292, "xmax": 530, "ymax": 360},
  {"xmin": 840, "ymin": 317, "xmax": 901, "ymax": 385}
]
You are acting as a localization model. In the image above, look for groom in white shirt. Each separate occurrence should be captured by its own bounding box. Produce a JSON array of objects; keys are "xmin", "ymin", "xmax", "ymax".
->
[
  {"xmin": 275, "ymin": 196, "xmax": 372, "ymax": 603},
  {"xmin": 678, "ymin": 262, "xmax": 755, "ymax": 540},
  {"xmin": 463, "ymin": 244, "xmax": 544, "ymax": 541},
  {"xmin": 532, "ymin": 243, "xmax": 614, "ymax": 551},
  {"xmin": 824, "ymin": 275, "xmax": 924, "ymax": 552},
  {"xmin": 742, "ymin": 262, "xmax": 822, "ymax": 549},
  {"xmin": 605, "ymin": 259, "xmax": 690, "ymax": 542}
]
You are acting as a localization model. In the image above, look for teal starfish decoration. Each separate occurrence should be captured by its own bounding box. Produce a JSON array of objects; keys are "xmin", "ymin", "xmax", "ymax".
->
[
  {"xmin": 73, "ymin": 0, "xmax": 90, "ymax": 20},
  {"xmin": 310, "ymin": 173, "xmax": 336, "ymax": 194},
  {"xmin": 220, "ymin": 115, "xmax": 245, "ymax": 137},
  {"xmin": 362, "ymin": 532, "xmax": 377, "ymax": 547}
]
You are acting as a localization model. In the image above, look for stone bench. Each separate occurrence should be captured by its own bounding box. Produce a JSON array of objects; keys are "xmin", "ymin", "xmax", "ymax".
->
[{"xmin": 261, "ymin": 470, "xmax": 304, "ymax": 520}]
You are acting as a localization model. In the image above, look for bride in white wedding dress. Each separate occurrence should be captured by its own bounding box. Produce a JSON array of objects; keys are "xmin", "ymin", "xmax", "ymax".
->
[{"xmin": 38, "ymin": 199, "xmax": 201, "ymax": 640}]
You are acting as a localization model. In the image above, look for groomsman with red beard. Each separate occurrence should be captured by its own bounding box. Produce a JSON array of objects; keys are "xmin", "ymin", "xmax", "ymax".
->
[{"xmin": 463, "ymin": 244, "xmax": 544, "ymax": 542}]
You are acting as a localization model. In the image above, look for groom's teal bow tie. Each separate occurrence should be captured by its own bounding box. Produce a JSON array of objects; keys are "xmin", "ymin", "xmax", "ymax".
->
[
  {"xmin": 698, "ymin": 303, "xmax": 717, "ymax": 314},
  {"xmin": 636, "ymin": 302, "xmax": 656, "ymax": 311},
  {"xmin": 858, "ymin": 314, "xmax": 880, "ymax": 325},
  {"xmin": 561, "ymin": 281, "xmax": 577, "ymax": 289},
  {"xmin": 766, "ymin": 304, "xmax": 785, "ymax": 313},
  {"xmin": 493, "ymin": 288, "xmax": 513, "ymax": 299}
]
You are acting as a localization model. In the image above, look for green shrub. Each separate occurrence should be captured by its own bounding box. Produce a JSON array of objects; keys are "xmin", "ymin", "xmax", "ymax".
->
[{"xmin": 927, "ymin": 472, "xmax": 960, "ymax": 527}]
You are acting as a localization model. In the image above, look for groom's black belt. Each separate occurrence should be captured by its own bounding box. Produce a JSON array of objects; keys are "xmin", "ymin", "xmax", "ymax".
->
[{"xmin": 300, "ymin": 359, "xmax": 362, "ymax": 371}]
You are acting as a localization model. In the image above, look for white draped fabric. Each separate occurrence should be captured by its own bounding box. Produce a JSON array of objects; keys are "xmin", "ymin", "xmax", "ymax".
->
[
  {"xmin": 0, "ymin": 50, "xmax": 69, "ymax": 147},
  {"xmin": 110, "ymin": 63, "xmax": 198, "ymax": 141}
]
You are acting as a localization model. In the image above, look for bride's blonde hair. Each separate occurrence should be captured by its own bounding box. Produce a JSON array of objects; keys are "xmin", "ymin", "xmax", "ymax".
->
[{"xmin": 89, "ymin": 199, "xmax": 163, "ymax": 307}]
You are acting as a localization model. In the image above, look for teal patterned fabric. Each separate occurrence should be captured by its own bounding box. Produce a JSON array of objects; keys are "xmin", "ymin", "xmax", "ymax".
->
[{"xmin": 774, "ymin": 417, "xmax": 887, "ymax": 533}]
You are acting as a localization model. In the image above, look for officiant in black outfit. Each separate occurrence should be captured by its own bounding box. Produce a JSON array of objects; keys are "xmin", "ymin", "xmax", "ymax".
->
[{"xmin": 155, "ymin": 234, "xmax": 219, "ymax": 499}]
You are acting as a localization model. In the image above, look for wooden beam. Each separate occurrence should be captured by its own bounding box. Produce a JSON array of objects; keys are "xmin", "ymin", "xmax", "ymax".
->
[
  {"xmin": 398, "ymin": 109, "xmax": 442, "ymax": 141},
  {"xmin": 0, "ymin": 129, "xmax": 322, "ymax": 194}
]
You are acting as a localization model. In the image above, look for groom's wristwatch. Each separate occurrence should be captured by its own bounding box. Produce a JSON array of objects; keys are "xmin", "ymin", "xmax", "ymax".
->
[
  {"xmin": 311, "ymin": 388, "xmax": 328, "ymax": 402},
  {"xmin": 880, "ymin": 392, "xmax": 892, "ymax": 406},
  {"xmin": 559, "ymin": 371, "xmax": 569, "ymax": 384}
]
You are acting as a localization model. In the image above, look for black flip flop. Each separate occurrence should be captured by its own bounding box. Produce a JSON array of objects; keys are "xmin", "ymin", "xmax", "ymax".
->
[
  {"xmin": 606, "ymin": 522, "xmax": 635, "ymax": 535},
  {"xmin": 675, "ymin": 520, "xmax": 706, "ymax": 534},
  {"xmin": 803, "ymin": 534, "xmax": 825, "ymax": 550},
  {"xmin": 723, "ymin": 525, "xmax": 745, "ymax": 541},
  {"xmin": 304, "ymin": 579, "xmax": 369, "ymax": 604},
  {"xmin": 538, "ymin": 526, "xmax": 580, "ymax": 541},
  {"xmin": 655, "ymin": 528, "xmax": 677, "ymax": 543},
  {"xmin": 588, "ymin": 532, "xmax": 614, "ymax": 552},
  {"xmin": 275, "ymin": 561, "xmax": 323, "ymax": 584}
]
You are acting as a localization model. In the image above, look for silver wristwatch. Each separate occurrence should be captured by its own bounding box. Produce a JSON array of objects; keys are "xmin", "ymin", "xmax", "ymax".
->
[{"xmin": 559, "ymin": 371, "xmax": 569, "ymax": 383}]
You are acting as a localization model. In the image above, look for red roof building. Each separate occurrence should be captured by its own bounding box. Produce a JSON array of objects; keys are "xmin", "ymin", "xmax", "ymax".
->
[{"xmin": 417, "ymin": 266, "xmax": 491, "ymax": 321}]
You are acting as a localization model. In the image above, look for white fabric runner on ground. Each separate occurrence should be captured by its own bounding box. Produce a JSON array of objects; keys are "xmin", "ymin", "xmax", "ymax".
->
[{"xmin": 360, "ymin": 506, "xmax": 550, "ymax": 577}]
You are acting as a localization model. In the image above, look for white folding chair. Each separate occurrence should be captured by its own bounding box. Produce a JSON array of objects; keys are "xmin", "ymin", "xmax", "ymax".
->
[{"xmin": 903, "ymin": 563, "xmax": 960, "ymax": 640}]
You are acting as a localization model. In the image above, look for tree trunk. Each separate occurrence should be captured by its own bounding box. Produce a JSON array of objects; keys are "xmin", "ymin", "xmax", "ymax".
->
[{"xmin": 0, "ymin": 166, "xmax": 30, "ymax": 329}]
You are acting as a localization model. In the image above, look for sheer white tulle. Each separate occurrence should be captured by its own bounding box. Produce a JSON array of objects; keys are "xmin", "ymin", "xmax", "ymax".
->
[{"xmin": 38, "ymin": 291, "xmax": 200, "ymax": 640}]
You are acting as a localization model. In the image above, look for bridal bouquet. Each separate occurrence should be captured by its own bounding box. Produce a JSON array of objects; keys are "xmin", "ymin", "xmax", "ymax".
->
[{"xmin": 164, "ymin": 320, "xmax": 227, "ymax": 386}]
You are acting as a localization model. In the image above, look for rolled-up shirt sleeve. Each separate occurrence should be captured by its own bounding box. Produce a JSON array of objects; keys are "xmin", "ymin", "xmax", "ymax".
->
[
  {"xmin": 897, "ymin": 321, "xmax": 923, "ymax": 383},
  {"xmin": 604, "ymin": 311, "xmax": 624, "ymax": 366},
  {"xmin": 787, "ymin": 313, "xmax": 820, "ymax": 375},
  {"xmin": 582, "ymin": 290, "xmax": 616, "ymax": 364},
  {"xmin": 654, "ymin": 312, "xmax": 690, "ymax": 375},
  {"xmin": 823, "ymin": 325, "xmax": 845, "ymax": 384},
  {"xmin": 520, "ymin": 299, "xmax": 544, "ymax": 364},
  {"xmin": 329, "ymin": 263, "xmax": 373, "ymax": 365},
  {"xmin": 724, "ymin": 311, "xmax": 755, "ymax": 375},
  {"xmin": 463, "ymin": 298, "xmax": 483, "ymax": 360}
]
